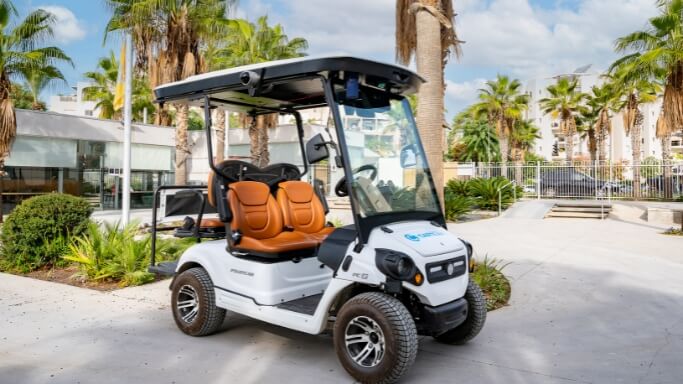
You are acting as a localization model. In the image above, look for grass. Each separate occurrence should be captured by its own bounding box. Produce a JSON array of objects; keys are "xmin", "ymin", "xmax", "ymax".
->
[
  {"xmin": 663, "ymin": 227, "xmax": 683, "ymax": 236},
  {"xmin": 471, "ymin": 255, "xmax": 511, "ymax": 311}
]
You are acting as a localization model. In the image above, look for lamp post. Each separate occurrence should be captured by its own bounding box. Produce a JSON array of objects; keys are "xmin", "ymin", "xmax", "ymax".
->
[{"xmin": 121, "ymin": 33, "xmax": 133, "ymax": 226}]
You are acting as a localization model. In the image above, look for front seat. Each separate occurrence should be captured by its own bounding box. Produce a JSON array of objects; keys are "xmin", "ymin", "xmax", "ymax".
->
[
  {"xmin": 228, "ymin": 181, "xmax": 318, "ymax": 256},
  {"xmin": 276, "ymin": 181, "xmax": 335, "ymax": 243}
]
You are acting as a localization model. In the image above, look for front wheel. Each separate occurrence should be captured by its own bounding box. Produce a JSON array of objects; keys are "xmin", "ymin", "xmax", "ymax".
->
[
  {"xmin": 171, "ymin": 267, "xmax": 226, "ymax": 336},
  {"xmin": 434, "ymin": 280, "xmax": 487, "ymax": 345},
  {"xmin": 334, "ymin": 292, "xmax": 418, "ymax": 384}
]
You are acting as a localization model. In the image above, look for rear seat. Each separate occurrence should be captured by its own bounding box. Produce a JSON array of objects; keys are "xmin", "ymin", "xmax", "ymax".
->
[
  {"xmin": 227, "ymin": 181, "xmax": 318, "ymax": 256},
  {"xmin": 276, "ymin": 181, "xmax": 335, "ymax": 243}
]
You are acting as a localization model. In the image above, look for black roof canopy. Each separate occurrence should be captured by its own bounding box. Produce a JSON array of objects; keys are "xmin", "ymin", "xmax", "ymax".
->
[{"xmin": 153, "ymin": 56, "xmax": 423, "ymax": 114}]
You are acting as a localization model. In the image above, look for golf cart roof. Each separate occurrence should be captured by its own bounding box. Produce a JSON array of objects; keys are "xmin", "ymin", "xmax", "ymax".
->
[{"xmin": 154, "ymin": 55, "xmax": 423, "ymax": 114}]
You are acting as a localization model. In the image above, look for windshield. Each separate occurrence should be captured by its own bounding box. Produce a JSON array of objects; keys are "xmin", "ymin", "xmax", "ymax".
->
[{"xmin": 336, "ymin": 93, "xmax": 440, "ymax": 218}]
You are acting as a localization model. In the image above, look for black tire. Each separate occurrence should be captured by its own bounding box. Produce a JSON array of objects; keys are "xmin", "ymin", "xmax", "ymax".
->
[
  {"xmin": 171, "ymin": 267, "xmax": 226, "ymax": 336},
  {"xmin": 434, "ymin": 280, "xmax": 486, "ymax": 345},
  {"xmin": 333, "ymin": 292, "xmax": 418, "ymax": 384}
]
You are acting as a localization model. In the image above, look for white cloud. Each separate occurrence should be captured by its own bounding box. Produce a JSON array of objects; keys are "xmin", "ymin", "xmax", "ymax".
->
[{"xmin": 37, "ymin": 6, "xmax": 86, "ymax": 44}]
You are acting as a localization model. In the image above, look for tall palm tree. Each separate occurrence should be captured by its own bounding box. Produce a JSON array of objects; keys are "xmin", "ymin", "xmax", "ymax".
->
[
  {"xmin": 0, "ymin": 1, "xmax": 72, "ymax": 221},
  {"xmin": 396, "ymin": 0, "xmax": 462, "ymax": 206},
  {"xmin": 614, "ymin": 0, "xmax": 683, "ymax": 141},
  {"xmin": 452, "ymin": 109, "xmax": 500, "ymax": 163},
  {"xmin": 510, "ymin": 119, "xmax": 540, "ymax": 184},
  {"xmin": 585, "ymin": 82, "xmax": 620, "ymax": 162},
  {"xmin": 540, "ymin": 77, "xmax": 587, "ymax": 163},
  {"xmin": 105, "ymin": 0, "xmax": 229, "ymax": 184},
  {"xmin": 82, "ymin": 51, "xmax": 154, "ymax": 121},
  {"xmin": 213, "ymin": 16, "xmax": 308, "ymax": 167},
  {"xmin": 656, "ymin": 110, "xmax": 675, "ymax": 198},
  {"xmin": 472, "ymin": 75, "xmax": 529, "ymax": 177},
  {"xmin": 609, "ymin": 65, "xmax": 661, "ymax": 198},
  {"xmin": 19, "ymin": 64, "xmax": 66, "ymax": 110}
]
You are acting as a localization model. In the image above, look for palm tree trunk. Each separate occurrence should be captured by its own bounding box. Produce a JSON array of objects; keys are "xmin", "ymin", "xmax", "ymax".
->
[
  {"xmin": 565, "ymin": 118, "xmax": 575, "ymax": 163},
  {"xmin": 631, "ymin": 109, "xmax": 643, "ymax": 199},
  {"xmin": 661, "ymin": 132, "xmax": 673, "ymax": 199},
  {"xmin": 597, "ymin": 111, "xmax": 608, "ymax": 162},
  {"xmin": 499, "ymin": 135, "xmax": 509, "ymax": 178},
  {"xmin": 248, "ymin": 115, "xmax": 259, "ymax": 166},
  {"xmin": 513, "ymin": 148, "xmax": 523, "ymax": 186},
  {"xmin": 587, "ymin": 127, "xmax": 597, "ymax": 162},
  {"xmin": 415, "ymin": 6, "xmax": 445, "ymax": 207},
  {"xmin": 174, "ymin": 104, "xmax": 190, "ymax": 185},
  {"xmin": 213, "ymin": 109, "xmax": 225, "ymax": 163}
]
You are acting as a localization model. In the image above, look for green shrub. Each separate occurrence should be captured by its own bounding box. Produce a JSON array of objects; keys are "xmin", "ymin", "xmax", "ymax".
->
[
  {"xmin": 445, "ymin": 179, "xmax": 470, "ymax": 196},
  {"xmin": 0, "ymin": 193, "xmax": 92, "ymax": 272},
  {"xmin": 444, "ymin": 192, "xmax": 473, "ymax": 221},
  {"xmin": 467, "ymin": 177, "xmax": 522, "ymax": 211},
  {"xmin": 472, "ymin": 255, "xmax": 511, "ymax": 310}
]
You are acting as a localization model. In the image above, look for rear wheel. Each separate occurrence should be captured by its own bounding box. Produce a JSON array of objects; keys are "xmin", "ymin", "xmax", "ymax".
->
[
  {"xmin": 333, "ymin": 292, "xmax": 418, "ymax": 384},
  {"xmin": 434, "ymin": 280, "xmax": 487, "ymax": 345},
  {"xmin": 171, "ymin": 267, "xmax": 226, "ymax": 336}
]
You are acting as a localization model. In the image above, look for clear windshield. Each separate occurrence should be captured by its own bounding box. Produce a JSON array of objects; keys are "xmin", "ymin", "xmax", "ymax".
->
[{"xmin": 337, "ymin": 95, "xmax": 440, "ymax": 217}]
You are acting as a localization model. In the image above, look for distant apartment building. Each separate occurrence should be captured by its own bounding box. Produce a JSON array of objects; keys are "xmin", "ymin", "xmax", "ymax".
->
[
  {"xmin": 524, "ymin": 66, "xmax": 682, "ymax": 162},
  {"xmin": 48, "ymin": 82, "xmax": 99, "ymax": 117}
]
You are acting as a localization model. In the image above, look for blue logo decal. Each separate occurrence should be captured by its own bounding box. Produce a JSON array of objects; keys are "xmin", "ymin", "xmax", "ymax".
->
[{"xmin": 404, "ymin": 231, "xmax": 443, "ymax": 242}]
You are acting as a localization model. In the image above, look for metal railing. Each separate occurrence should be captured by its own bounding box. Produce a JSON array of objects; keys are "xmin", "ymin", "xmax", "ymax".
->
[
  {"xmin": 497, "ymin": 179, "xmax": 517, "ymax": 216},
  {"xmin": 448, "ymin": 160, "xmax": 683, "ymax": 202}
]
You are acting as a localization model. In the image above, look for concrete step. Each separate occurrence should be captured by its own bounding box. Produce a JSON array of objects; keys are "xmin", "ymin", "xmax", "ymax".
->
[
  {"xmin": 554, "ymin": 202, "xmax": 613, "ymax": 209},
  {"xmin": 550, "ymin": 207, "xmax": 611, "ymax": 213},
  {"xmin": 545, "ymin": 211, "xmax": 608, "ymax": 219}
]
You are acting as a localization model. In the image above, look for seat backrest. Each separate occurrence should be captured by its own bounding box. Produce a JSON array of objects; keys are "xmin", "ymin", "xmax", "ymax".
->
[
  {"xmin": 228, "ymin": 181, "xmax": 283, "ymax": 240},
  {"xmin": 276, "ymin": 181, "xmax": 326, "ymax": 234}
]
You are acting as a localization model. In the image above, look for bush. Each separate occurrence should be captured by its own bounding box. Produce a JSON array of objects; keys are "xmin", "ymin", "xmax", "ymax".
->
[
  {"xmin": 0, "ymin": 194, "xmax": 92, "ymax": 272},
  {"xmin": 445, "ymin": 179, "xmax": 470, "ymax": 196},
  {"xmin": 467, "ymin": 177, "xmax": 522, "ymax": 211},
  {"xmin": 444, "ymin": 192, "xmax": 473, "ymax": 221},
  {"xmin": 472, "ymin": 255, "xmax": 511, "ymax": 310}
]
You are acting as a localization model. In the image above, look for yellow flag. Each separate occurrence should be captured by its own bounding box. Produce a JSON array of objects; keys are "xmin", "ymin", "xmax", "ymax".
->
[{"xmin": 113, "ymin": 41, "xmax": 126, "ymax": 112}]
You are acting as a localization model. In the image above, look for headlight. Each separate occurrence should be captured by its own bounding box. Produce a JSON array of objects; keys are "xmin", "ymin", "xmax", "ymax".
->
[
  {"xmin": 459, "ymin": 238, "xmax": 475, "ymax": 273},
  {"xmin": 375, "ymin": 248, "xmax": 423, "ymax": 286}
]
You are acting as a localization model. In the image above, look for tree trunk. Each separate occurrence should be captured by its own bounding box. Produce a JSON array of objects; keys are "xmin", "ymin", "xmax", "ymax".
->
[
  {"xmin": 415, "ymin": 8, "xmax": 445, "ymax": 208},
  {"xmin": 597, "ymin": 110, "xmax": 608, "ymax": 163},
  {"xmin": 631, "ymin": 109, "xmax": 643, "ymax": 199},
  {"xmin": 565, "ymin": 118, "xmax": 575, "ymax": 163},
  {"xmin": 0, "ymin": 161, "xmax": 4, "ymax": 224},
  {"xmin": 587, "ymin": 127, "xmax": 597, "ymax": 162},
  {"xmin": 661, "ymin": 132, "xmax": 673, "ymax": 199},
  {"xmin": 174, "ymin": 104, "xmax": 190, "ymax": 185},
  {"xmin": 513, "ymin": 148, "xmax": 523, "ymax": 186},
  {"xmin": 499, "ymin": 135, "xmax": 509, "ymax": 178},
  {"xmin": 213, "ymin": 109, "xmax": 225, "ymax": 163}
]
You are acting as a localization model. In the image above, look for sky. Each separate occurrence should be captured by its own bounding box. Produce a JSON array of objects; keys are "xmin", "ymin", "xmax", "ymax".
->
[{"xmin": 13, "ymin": 0, "xmax": 662, "ymax": 116}]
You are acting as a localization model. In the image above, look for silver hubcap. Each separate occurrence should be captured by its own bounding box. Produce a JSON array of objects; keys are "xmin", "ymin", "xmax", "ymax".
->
[
  {"xmin": 176, "ymin": 285, "xmax": 199, "ymax": 324},
  {"xmin": 345, "ymin": 316, "xmax": 385, "ymax": 367}
]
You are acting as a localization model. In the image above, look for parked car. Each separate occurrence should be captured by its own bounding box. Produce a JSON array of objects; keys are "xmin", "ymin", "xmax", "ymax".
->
[{"xmin": 539, "ymin": 169, "xmax": 617, "ymax": 197}]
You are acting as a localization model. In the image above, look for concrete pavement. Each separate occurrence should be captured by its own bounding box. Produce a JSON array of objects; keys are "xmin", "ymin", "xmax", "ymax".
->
[{"xmin": 1, "ymin": 205, "xmax": 682, "ymax": 383}]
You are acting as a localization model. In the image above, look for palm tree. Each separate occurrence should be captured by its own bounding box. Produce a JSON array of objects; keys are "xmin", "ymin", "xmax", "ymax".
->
[
  {"xmin": 82, "ymin": 51, "xmax": 154, "ymax": 121},
  {"xmin": 609, "ymin": 65, "xmax": 661, "ymax": 198},
  {"xmin": 472, "ymin": 75, "xmax": 529, "ymax": 177},
  {"xmin": 396, "ymin": 0, "xmax": 462, "ymax": 206},
  {"xmin": 0, "ymin": 2, "xmax": 72, "ymax": 221},
  {"xmin": 460, "ymin": 119, "xmax": 500, "ymax": 163},
  {"xmin": 105, "ymin": 0, "xmax": 229, "ymax": 184},
  {"xmin": 540, "ymin": 77, "xmax": 587, "ymax": 163},
  {"xmin": 213, "ymin": 16, "xmax": 308, "ymax": 167},
  {"xmin": 585, "ymin": 82, "xmax": 619, "ymax": 162},
  {"xmin": 19, "ymin": 64, "xmax": 66, "ymax": 110},
  {"xmin": 656, "ymin": 110, "xmax": 675, "ymax": 198},
  {"xmin": 614, "ymin": 0, "xmax": 683, "ymax": 143},
  {"xmin": 510, "ymin": 119, "xmax": 540, "ymax": 184}
]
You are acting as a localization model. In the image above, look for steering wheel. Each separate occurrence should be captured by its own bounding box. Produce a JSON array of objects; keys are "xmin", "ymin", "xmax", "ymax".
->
[{"xmin": 334, "ymin": 164, "xmax": 378, "ymax": 197}]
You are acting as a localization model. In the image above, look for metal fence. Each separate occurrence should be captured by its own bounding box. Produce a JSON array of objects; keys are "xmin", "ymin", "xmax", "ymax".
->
[{"xmin": 447, "ymin": 161, "xmax": 683, "ymax": 201}]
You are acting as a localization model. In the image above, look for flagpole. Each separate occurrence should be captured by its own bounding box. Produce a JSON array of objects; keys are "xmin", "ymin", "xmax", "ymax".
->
[{"xmin": 121, "ymin": 33, "xmax": 133, "ymax": 226}]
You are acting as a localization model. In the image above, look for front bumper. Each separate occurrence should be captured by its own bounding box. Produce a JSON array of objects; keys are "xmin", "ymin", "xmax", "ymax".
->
[{"xmin": 417, "ymin": 297, "xmax": 468, "ymax": 336}]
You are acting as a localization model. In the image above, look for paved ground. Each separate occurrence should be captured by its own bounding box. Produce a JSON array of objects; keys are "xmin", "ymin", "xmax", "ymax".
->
[{"xmin": 2, "ymin": 201, "xmax": 683, "ymax": 383}]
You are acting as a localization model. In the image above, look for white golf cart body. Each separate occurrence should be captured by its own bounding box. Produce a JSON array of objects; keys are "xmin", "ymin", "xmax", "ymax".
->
[{"xmin": 151, "ymin": 56, "xmax": 478, "ymax": 375}]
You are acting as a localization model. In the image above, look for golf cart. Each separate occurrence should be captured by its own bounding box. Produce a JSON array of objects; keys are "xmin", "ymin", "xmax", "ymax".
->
[{"xmin": 151, "ymin": 56, "xmax": 486, "ymax": 384}]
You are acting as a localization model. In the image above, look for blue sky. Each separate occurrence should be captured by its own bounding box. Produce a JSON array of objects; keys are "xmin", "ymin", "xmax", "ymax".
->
[{"xmin": 13, "ymin": 0, "xmax": 661, "ymax": 114}]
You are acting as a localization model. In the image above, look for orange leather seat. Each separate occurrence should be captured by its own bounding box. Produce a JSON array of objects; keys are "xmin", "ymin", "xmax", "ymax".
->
[
  {"xmin": 199, "ymin": 218, "xmax": 224, "ymax": 228},
  {"xmin": 228, "ymin": 181, "xmax": 318, "ymax": 254},
  {"xmin": 276, "ymin": 181, "xmax": 334, "ymax": 243}
]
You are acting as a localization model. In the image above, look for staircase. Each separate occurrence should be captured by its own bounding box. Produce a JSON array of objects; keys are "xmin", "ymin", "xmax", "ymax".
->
[{"xmin": 545, "ymin": 202, "xmax": 612, "ymax": 219}]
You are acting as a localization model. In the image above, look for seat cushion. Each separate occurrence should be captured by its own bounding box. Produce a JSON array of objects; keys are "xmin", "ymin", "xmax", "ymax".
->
[
  {"xmin": 229, "ymin": 181, "xmax": 283, "ymax": 240},
  {"xmin": 277, "ymin": 181, "xmax": 327, "ymax": 237},
  {"xmin": 307, "ymin": 226, "xmax": 336, "ymax": 242},
  {"xmin": 199, "ymin": 218, "xmax": 224, "ymax": 228},
  {"xmin": 236, "ymin": 231, "xmax": 318, "ymax": 254}
]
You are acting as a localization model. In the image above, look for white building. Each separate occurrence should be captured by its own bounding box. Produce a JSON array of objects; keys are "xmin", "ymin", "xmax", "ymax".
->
[
  {"xmin": 48, "ymin": 82, "xmax": 99, "ymax": 117},
  {"xmin": 524, "ymin": 66, "xmax": 681, "ymax": 162}
]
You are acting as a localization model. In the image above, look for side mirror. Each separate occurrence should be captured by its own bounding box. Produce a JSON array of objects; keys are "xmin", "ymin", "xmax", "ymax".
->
[
  {"xmin": 306, "ymin": 133, "xmax": 329, "ymax": 164},
  {"xmin": 400, "ymin": 144, "xmax": 417, "ymax": 168}
]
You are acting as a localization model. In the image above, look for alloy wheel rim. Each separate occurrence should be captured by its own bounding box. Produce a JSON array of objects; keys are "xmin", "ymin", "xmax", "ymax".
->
[
  {"xmin": 176, "ymin": 285, "xmax": 199, "ymax": 324},
  {"xmin": 344, "ymin": 316, "xmax": 386, "ymax": 368}
]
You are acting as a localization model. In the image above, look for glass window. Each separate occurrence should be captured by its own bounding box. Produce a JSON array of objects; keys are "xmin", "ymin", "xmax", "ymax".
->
[
  {"xmin": 6, "ymin": 136, "xmax": 77, "ymax": 168},
  {"xmin": 336, "ymin": 92, "xmax": 440, "ymax": 217}
]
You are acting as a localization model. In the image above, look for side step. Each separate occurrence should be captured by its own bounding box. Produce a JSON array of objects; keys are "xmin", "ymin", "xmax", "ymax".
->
[
  {"xmin": 276, "ymin": 294, "xmax": 323, "ymax": 315},
  {"xmin": 545, "ymin": 202, "xmax": 612, "ymax": 219},
  {"xmin": 149, "ymin": 261, "xmax": 178, "ymax": 276}
]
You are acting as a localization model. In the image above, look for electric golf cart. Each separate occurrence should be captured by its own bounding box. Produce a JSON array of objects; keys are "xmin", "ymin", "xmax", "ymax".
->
[{"xmin": 150, "ymin": 56, "xmax": 486, "ymax": 384}]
